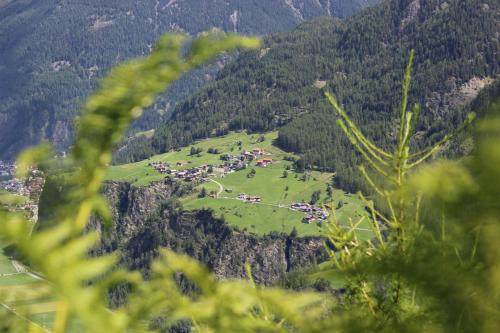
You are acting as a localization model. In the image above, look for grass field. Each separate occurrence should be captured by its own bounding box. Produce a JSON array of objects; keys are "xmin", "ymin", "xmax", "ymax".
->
[
  {"xmin": 183, "ymin": 163, "xmax": 372, "ymax": 237},
  {"xmin": 0, "ymin": 240, "xmax": 82, "ymax": 332},
  {"xmin": 107, "ymin": 131, "xmax": 372, "ymax": 238},
  {"xmin": 0, "ymin": 273, "xmax": 39, "ymax": 286},
  {"xmin": 308, "ymin": 262, "xmax": 347, "ymax": 289},
  {"xmin": 0, "ymin": 189, "xmax": 28, "ymax": 206},
  {"xmin": 107, "ymin": 131, "xmax": 288, "ymax": 186},
  {"xmin": 0, "ymin": 248, "xmax": 17, "ymax": 274}
]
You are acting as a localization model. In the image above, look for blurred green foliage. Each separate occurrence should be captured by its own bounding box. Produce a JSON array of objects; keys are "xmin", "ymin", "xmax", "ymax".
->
[
  {"xmin": 322, "ymin": 51, "xmax": 500, "ymax": 332},
  {"xmin": 1, "ymin": 33, "xmax": 500, "ymax": 333}
]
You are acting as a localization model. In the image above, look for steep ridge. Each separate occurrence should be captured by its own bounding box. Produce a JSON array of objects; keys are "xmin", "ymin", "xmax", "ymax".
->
[
  {"xmin": 151, "ymin": 0, "xmax": 499, "ymax": 191},
  {"xmin": 0, "ymin": 0, "xmax": 377, "ymax": 160}
]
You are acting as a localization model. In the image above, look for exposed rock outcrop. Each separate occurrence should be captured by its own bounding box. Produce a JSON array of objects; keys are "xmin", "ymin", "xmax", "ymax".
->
[{"xmin": 89, "ymin": 180, "xmax": 328, "ymax": 284}]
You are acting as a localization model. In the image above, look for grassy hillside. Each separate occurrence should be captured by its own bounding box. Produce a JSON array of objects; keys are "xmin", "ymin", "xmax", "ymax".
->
[
  {"xmin": 108, "ymin": 131, "xmax": 285, "ymax": 186},
  {"xmin": 107, "ymin": 132, "xmax": 371, "ymax": 237},
  {"xmin": 150, "ymin": 0, "xmax": 499, "ymax": 191}
]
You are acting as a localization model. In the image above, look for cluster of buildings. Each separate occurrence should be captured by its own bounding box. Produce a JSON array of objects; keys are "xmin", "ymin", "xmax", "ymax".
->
[
  {"xmin": 219, "ymin": 148, "xmax": 273, "ymax": 172},
  {"xmin": 2, "ymin": 178, "xmax": 24, "ymax": 193},
  {"xmin": 148, "ymin": 147, "xmax": 273, "ymax": 181},
  {"xmin": 290, "ymin": 202, "xmax": 330, "ymax": 223},
  {"xmin": 237, "ymin": 193, "xmax": 262, "ymax": 203},
  {"xmin": 221, "ymin": 148, "xmax": 267, "ymax": 163},
  {"xmin": 174, "ymin": 165, "xmax": 213, "ymax": 182},
  {"xmin": 218, "ymin": 159, "xmax": 247, "ymax": 174},
  {"xmin": 148, "ymin": 161, "xmax": 171, "ymax": 174},
  {"xmin": 148, "ymin": 161, "xmax": 212, "ymax": 182},
  {"xmin": 0, "ymin": 160, "xmax": 15, "ymax": 179},
  {"xmin": 0, "ymin": 162, "xmax": 45, "ymax": 221},
  {"xmin": 1, "ymin": 161, "xmax": 23, "ymax": 194}
]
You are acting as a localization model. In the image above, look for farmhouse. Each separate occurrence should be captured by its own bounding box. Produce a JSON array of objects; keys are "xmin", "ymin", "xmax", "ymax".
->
[
  {"xmin": 176, "ymin": 171, "xmax": 188, "ymax": 178},
  {"xmin": 243, "ymin": 151, "xmax": 255, "ymax": 159},
  {"xmin": 252, "ymin": 148, "xmax": 265, "ymax": 156},
  {"xmin": 246, "ymin": 196, "xmax": 262, "ymax": 203},
  {"xmin": 291, "ymin": 203, "xmax": 311, "ymax": 212},
  {"xmin": 255, "ymin": 158, "xmax": 273, "ymax": 167},
  {"xmin": 303, "ymin": 215, "xmax": 314, "ymax": 224},
  {"xmin": 292, "ymin": 202, "xmax": 329, "ymax": 222},
  {"xmin": 237, "ymin": 193, "xmax": 262, "ymax": 203}
]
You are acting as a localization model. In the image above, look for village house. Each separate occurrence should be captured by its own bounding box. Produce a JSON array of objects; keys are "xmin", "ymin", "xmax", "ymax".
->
[
  {"xmin": 0, "ymin": 161, "xmax": 15, "ymax": 179},
  {"xmin": 243, "ymin": 151, "xmax": 255, "ymax": 160},
  {"xmin": 291, "ymin": 202, "xmax": 329, "ymax": 223},
  {"xmin": 246, "ymin": 196, "xmax": 262, "ymax": 203},
  {"xmin": 237, "ymin": 193, "xmax": 262, "ymax": 203},
  {"xmin": 291, "ymin": 203, "xmax": 311, "ymax": 212},
  {"xmin": 255, "ymin": 158, "xmax": 273, "ymax": 167},
  {"xmin": 252, "ymin": 148, "xmax": 265, "ymax": 156},
  {"xmin": 303, "ymin": 214, "xmax": 314, "ymax": 224},
  {"xmin": 219, "ymin": 160, "xmax": 246, "ymax": 174},
  {"xmin": 176, "ymin": 171, "xmax": 188, "ymax": 178}
]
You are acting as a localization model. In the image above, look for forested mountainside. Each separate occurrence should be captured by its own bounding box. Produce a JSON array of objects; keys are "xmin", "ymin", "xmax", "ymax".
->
[
  {"xmin": 148, "ymin": 0, "xmax": 499, "ymax": 191},
  {"xmin": 0, "ymin": 0, "xmax": 377, "ymax": 160}
]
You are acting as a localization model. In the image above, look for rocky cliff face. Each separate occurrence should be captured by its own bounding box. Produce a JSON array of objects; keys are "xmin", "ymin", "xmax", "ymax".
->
[{"xmin": 89, "ymin": 180, "xmax": 328, "ymax": 284}]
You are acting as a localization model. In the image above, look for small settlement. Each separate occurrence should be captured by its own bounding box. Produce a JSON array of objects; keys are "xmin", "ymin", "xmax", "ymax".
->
[
  {"xmin": 236, "ymin": 194, "xmax": 329, "ymax": 223},
  {"xmin": 147, "ymin": 147, "xmax": 272, "ymax": 181},
  {"xmin": 0, "ymin": 160, "xmax": 13, "ymax": 179},
  {"xmin": 148, "ymin": 162, "xmax": 213, "ymax": 182},
  {"xmin": 219, "ymin": 147, "xmax": 272, "ymax": 173},
  {"xmin": 149, "ymin": 161, "xmax": 171, "ymax": 174},
  {"xmin": 0, "ymin": 161, "xmax": 45, "ymax": 220},
  {"xmin": 290, "ymin": 202, "xmax": 330, "ymax": 223},
  {"xmin": 174, "ymin": 164, "xmax": 213, "ymax": 182}
]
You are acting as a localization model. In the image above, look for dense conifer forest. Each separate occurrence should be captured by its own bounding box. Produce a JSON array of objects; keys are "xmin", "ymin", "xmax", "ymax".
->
[
  {"xmin": 0, "ymin": 0, "xmax": 376, "ymax": 159},
  {"xmin": 146, "ymin": 0, "xmax": 498, "ymax": 191}
]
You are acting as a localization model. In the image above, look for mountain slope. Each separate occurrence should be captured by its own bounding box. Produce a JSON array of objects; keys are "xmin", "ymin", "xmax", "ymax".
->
[
  {"xmin": 0, "ymin": 0, "xmax": 377, "ymax": 160},
  {"xmin": 150, "ymin": 0, "xmax": 499, "ymax": 190}
]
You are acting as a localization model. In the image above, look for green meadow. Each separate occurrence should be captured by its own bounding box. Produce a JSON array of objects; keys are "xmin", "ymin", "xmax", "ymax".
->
[
  {"xmin": 183, "ymin": 162, "xmax": 371, "ymax": 237},
  {"xmin": 107, "ymin": 131, "xmax": 372, "ymax": 238},
  {"xmin": 0, "ymin": 240, "xmax": 82, "ymax": 332},
  {"xmin": 106, "ymin": 131, "xmax": 287, "ymax": 186}
]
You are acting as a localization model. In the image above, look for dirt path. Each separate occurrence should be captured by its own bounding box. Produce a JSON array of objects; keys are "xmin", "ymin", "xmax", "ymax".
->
[{"xmin": 209, "ymin": 178, "xmax": 224, "ymax": 196}]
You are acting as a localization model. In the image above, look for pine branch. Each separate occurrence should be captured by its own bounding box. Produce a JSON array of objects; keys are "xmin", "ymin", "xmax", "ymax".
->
[{"xmin": 326, "ymin": 92, "xmax": 392, "ymax": 159}]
